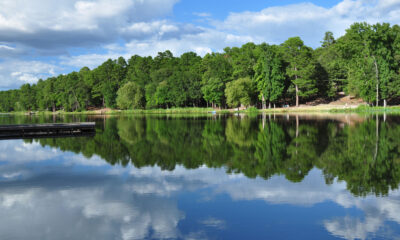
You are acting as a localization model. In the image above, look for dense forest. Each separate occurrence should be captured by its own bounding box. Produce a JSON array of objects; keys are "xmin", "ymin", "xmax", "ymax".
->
[
  {"xmin": 1, "ymin": 22, "xmax": 400, "ymax": 112},
  {"xmin": 6, "ymin": 114, "xmax": 400, "ymax": 197}
]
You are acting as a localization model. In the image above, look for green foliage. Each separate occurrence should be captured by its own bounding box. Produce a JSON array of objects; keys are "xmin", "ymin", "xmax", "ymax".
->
[
  {"xmin": 224, "ymin": 42, "xmax": 258, "ymax": 79},
  {"xmin": 337, "ymin": 22, "xmax": 400, "ymax": 105},
  {"xmin": 201, "ymin": 77, "xmax": 224, "ymax": 107},
  {"xmin": 315, "ymin": 32, "xmax": 347, "ymax": 96},
  {"xmin": 116, "ymin": 82, "xmax": 144, "ymax": 109},
  {"xmin": 321, "ymin": 31, "xmax": 335, "ymax": 48},
  {"xmin": 253, "ymin": 44, "xmax": 286, "ymax": 106},
  {"xmin": 225, "ymin": 77, "xmax": 254, "ymax": 108},
  {"xmin": 281, "ymin": 37, "xmax": 318, "ymax": 105}
]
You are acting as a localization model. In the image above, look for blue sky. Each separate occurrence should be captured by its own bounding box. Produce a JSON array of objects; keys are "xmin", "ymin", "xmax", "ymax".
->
[
  {"xmin": 172, "ymin": 0, "xmax": 342, "ymax": 22},
  {"xmin": 0, "ymin": 0, "xmax": 400, "ymax": 90}
]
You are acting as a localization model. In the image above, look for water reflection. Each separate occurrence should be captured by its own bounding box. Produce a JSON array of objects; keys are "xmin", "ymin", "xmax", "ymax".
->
[
  {"xmin": 16, "ymin": 113, "xmax": 400, "ymax": 197},
  {"xmin": 0, "ymin": 114, "xmax": 400, "ymax": 239}
]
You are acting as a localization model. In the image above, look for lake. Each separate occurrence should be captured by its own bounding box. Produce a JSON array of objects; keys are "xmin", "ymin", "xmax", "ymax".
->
[{"xmin": 0, "ymin": 113, "xmax": 399, "ymax": 240}]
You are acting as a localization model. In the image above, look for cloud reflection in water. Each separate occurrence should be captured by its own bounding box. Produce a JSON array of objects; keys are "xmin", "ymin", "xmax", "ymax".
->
[{"xmin": 0, "ymin": 139, "xmax": 399, "ymax": 239}]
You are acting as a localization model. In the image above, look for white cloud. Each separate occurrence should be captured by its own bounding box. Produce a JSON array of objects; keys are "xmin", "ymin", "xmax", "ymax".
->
[
  {"xmin": 60, "ymin": 53, "xmax": 121, "ymax": 69},
  {"xmin": 1, "ymin": 136, "xmax": 400, "ymax": 240},
  {"xmin": 0, "ymin": 0, "xmax": 179, "ymax": 49},
  {"xmin": 119, "ymin": 165, "xmax": 400, "ymax": 240},
  {"xmin": 215, "ymin": 0, "xmax": 400, "ymax": 47},
  {"xmin": 0, "ymin": 60, "xmax": 60, "ymax": 89},
  {"xmin": 61, "ymin": 26, "xmax": 251, "ymax": 68},
  {"xmin": 325, "ymin": 215, "xmax": 383, "ymax": 240},
  {"xmin": 0, "ymin": 186, "xmax": 184, "ymax": 240},
  {"xmin": 200, "ymin": 217, "xmax": 226, "ymax": 229},
  {"xmin": 193, "ymin": 12, "xmax": 212, "ymax": 18},
  {"xmin": 0, "ymin": 141, "xmax": 61, "ymax": 163},
  {"xmin": 0, "ymin": 0, "xmax": 177, "ymax": 32},
  {"xmin": 323, "ymin": 192, "xmax": 400, "ymax": 240},
  {"xmin": 0, "ymin": 44, "xmax": 15, "ymax": 51}
]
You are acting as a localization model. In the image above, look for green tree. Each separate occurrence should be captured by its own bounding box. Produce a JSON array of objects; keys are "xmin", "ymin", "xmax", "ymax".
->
[
  {"xmin": 116, "ymin": 82, "xmax": 144, "ymax": 109},
  {"xmin": 225, "ymin": 77, "xmax": 255, "ymax": 109},
  {"xmin": 201, "ymin": 53, "xmax": 233, "ymax": 108},
  {"xmin": 314, "ymin": 32, "xmax": 347, "ymax": 96},
  {"xmin": 281, "ymin": 37, "xmax": 318, "ymax": 107},
  {"xmin": 321, "ymin": 31, "xmax": 335, "ymax": 48},
  {"xmin": 201, "ymin": 77, "xmax": 224, "ymax": 108},
  {"xmin": 337, "ymin": 22, "xmax": 400, "ymax": 106},
  {"xmin": 19, "ymin": 83, "xmax": 36, "ymax": 111},
  {"xmin": 253, "ymin": 45, "xmax": 286, "ymax": 108},
  {"xmin": 224, "ymin": 42, "xmax": 258, "ymax": 79}
]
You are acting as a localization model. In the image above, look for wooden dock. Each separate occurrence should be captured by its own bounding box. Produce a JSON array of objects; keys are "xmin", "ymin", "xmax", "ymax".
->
[{"xmin": 0, "ymin": 122, "xmax": 96, "ymax": 140}]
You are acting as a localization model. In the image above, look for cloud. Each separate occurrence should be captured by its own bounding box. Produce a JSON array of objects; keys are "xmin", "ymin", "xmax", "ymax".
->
[
  {"xmin": 2, "ymin": 135, "xmax": 400, "ymax": 240},
  {"xmin": 0, "ymin": 0, "xmax": 179, "ymax": 50},
  {"xmin": 120, "ymin": 20, "xmax": 203, "ymax": 41},
  {"xmin": 193, "ymin": 12, "xmax": 212, "ymax": 18},
  {"xmin": 123, "ymin": 165, "xmax": 400, "ymax": 240},
  {"xmin": 215, "ymin": 0, "xmax": 400, "ymax": 47},
  {"xmin": 324, "ymin": 216, "xmax": 383, "ymax": 240},
  {"xmin": 0, "ymin": 44, "xmax": 26, "ymax": 58},
  {"xmin": 0, "ymin": 60, "xmax": 60, "ymax": 89},
  {"xmin": 0, "ymin": 185, "xmax": 184, "ymax": 240},
  {"xmin": 0, "ymin": 141, "xmax": 61, "ymax": 163},
  {"xmin": 60, "ymin": 52, "xmax": 121, "ymax": 69},
  {"xmin": 200, "ymin": 217, "xmax": 226, "ymax": 229},
  {"xmin": 61, "ymin": 27, "xmax": 252, "ymax": 68},
  {"xmin": 323, "ymin": 193, "xmax": 400, "ymax": 240}
]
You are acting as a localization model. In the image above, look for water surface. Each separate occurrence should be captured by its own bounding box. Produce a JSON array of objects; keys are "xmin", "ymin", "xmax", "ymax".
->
[{"xmin": 0, "ymin": 113, "xmax": 399, "ymax": 240}]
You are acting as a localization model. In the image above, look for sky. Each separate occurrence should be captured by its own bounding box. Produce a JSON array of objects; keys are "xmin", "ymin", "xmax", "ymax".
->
[{"xmin": 1, "ymin": 0, "xmax": 400, "ymax": 90}]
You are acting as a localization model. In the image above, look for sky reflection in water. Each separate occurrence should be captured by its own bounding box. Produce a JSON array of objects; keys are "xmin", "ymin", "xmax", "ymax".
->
[{"xmin": 0, "ymin": 114, "xmax": 399, "ymax": 240}]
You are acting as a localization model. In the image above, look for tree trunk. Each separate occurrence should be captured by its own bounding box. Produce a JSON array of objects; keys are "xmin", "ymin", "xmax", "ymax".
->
[
  {"xmin": 268, "ymin": 102, "xmax": 271, "ymax": 109},
  {"xmin": 52, "ymin": 102, "xmax": 55, "ymax": 112},
  {"xmin": 296, "ymin": 115, "xmax": 299, "ymax": 155},
  {"xmin": 374, "ymin": 114, "xmax": 379, "ymax": 162},
  {"xmin": 373, "ymin": 56, "xmax": 379, "ymax": 107},
  {"xmin": 102, "ymin": 96, "xmax": 105, "ymax": 108},
  {"xmin": 384, "ymin": 99, "xmax": 387, "ymax": 108},
  {"xmin": 262, "ymin": 94, "xmax": 266, "ymax": 109},
  {"xmin": 296, "ymin": 115, "xmax": 299, "ymax": 138},
  {"xmin": 294, "ymin": 66, "xmax": 299, "ymax": 107},
  {"xmin": 262, "ymin": 113, "xmax": 266, "ymax": 129}
]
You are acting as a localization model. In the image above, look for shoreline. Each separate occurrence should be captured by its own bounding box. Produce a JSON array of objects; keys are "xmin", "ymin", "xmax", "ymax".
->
[{"xmin": 3, "ymin": 104, "xmax": 400, "ymax": 115}]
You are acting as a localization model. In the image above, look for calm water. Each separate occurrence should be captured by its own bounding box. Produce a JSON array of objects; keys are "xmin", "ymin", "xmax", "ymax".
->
[{"xmin": 0, "ymin": 113, "xmax": 400, "ymax": 239}]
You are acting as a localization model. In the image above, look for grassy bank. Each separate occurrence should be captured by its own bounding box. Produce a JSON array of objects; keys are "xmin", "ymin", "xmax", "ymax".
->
[
  {"xmin": 329, "ymin": 105, "xmax": 400, "ymax": 114},
  {"xmin": 4, "ymin": 105, "xmax": 400, "ymax": 115},
  {"xmin": 4, "ymin": 108, "xmax": 229, "ymax": 115},
  {"xmin": 257, "ymin": 105, "xmax": 359, "ymax": 113}
]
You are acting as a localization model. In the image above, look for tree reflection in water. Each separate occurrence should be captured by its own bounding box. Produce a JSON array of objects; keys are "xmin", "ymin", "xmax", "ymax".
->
[{"xmin": 12, "ymin": 113, "xmax": 400, "ymax": 197}]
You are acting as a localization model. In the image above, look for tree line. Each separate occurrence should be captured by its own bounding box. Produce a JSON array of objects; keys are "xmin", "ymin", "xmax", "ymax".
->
[{"xmin": 1, "ymin": 22, "xmax": 400, "ymax": 112}]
